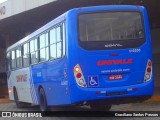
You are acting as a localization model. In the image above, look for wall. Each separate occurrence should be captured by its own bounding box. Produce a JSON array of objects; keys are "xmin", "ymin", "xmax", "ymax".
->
[
  {"xmin": 0, "ymin": 49, "xmax": 6, "ymax": 72},
  {"xmin": 0, "ymin": 0, "xmax": 56, "ymax": 20},
  {"xmin": 151, "ymin": 29, "xmax": 160, "ymax": 54},
  {"xmin": 151, "ymin": 28, "xmax": 160, "ymax": 90}
]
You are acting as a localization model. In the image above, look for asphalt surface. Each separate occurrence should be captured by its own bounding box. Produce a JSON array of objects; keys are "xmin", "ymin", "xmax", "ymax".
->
[{"xmin": 0, "ymin": 101, "xmax": 160, "ymax": 120}]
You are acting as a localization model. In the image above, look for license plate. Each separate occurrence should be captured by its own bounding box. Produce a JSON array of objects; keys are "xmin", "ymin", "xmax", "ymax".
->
[
  {"xmin": 106, "ymin": 91, "xmax": 127, "ymax": 96},
  {"xmin": 108, "ymin": 74, "xmax": 123, "ymax": 80}
]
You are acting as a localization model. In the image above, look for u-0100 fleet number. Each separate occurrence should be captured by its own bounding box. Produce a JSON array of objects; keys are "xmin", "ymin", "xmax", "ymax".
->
[{"xmin": 129, "ymin": 49, "xmax": 141, "ymax": 53}]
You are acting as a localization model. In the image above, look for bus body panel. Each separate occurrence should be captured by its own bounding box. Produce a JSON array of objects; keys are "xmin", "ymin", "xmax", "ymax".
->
[
  {"xmin": 66, "ymin": 6, "xmax": 154, "ymax": 104},
  {"xmin": 7, "ymin": 5, "xmax": 154, "ymax": 106},
  {"xmin": 8, "ymin": 67, "xmax": 34, "ymax": 103},
  {"xmin": 31, "ymin": 57, "xmax": 71, "ymax": 105},
  {"xmin": 69, "ymin": 80, "xmax": 153, "ymax": 103}
]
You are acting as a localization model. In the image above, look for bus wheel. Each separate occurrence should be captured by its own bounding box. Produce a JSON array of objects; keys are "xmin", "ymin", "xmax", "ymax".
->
[
  {"xmin": 90, "ymin": 101, "xmax": 112, "ymax": 111},
  {"xmin": 39, "ymin": 88, "xmax": 50, "ymax": 111},
  {"xmin": 13, "ymin": 89, "xmax": 23, "ymax": 108}
]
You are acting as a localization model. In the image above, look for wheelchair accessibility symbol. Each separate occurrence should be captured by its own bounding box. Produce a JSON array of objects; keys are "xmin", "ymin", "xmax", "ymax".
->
[{"xmin": 88, "ymin": 76, "xmax": 99, "ymax": 87}]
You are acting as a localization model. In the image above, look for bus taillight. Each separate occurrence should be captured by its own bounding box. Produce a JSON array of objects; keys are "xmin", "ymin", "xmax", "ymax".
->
[
  {"xmin": 74, "ymin": 66, "xmax": 80, "ymax": 72},
  {"xmin": 147, "ymin": 68, "xmax": 151, "ymax": 72},
  {"xmin": 144, "ymin": 59, "xmax": 152, "ymax": 82},
  {"xmin": 74, "ymin": 64, "xmax": 87, "ymax": 88},
  {"xmin": 148, "ymin": 61, "xmax": 152, "ymax": 66},
  {"xmin": 76, "ymin": 73, "xmax": 82, "ymax": 78},
  {"xmin": 8, "ymin": 89, "xmax": 12, "ymax": 93}
]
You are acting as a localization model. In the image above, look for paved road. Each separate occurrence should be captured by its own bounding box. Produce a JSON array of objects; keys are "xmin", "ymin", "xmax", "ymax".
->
[
  {"xmin": 0, "ymin": 101, "xmax": 160, "ymax": 120},
  {"xmin": 0, "ymin": 101, "xmax": 159, "ymax": 111}
]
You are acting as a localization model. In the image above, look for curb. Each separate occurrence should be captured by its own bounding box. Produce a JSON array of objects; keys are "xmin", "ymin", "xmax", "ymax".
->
[
  {"xmin": 145, "ymin": 96, "xmax": 160, "ymax": 102},
  {"xmin": 0, "ymin": 96, "xmax": 160, "ymax": 103},
  {"xmin": 0, "ymin": 98, "xmax": 10, "ymax": 103}
]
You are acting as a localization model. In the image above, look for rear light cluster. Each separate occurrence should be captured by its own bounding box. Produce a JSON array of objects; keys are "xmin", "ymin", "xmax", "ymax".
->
[
  {"xmin": 73, "ymin": 64, "xmax": 87, "ymax": 87},
  {"xmin": 144, "ymin": 59, "xmax": 152, "ymax": 82},
  {"xmin": 8, "ymin": 89, "xmax": 12, "ymax": 93}
]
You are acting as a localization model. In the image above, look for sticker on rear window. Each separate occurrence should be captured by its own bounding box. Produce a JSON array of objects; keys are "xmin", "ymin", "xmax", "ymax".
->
[{"xmin": 88, "ymin": 76, "xmax": 99, "ymax": 87}]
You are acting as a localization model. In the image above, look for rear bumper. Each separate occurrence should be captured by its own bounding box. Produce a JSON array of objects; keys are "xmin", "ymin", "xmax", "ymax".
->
[{"xmin": 70, "ymin": 80, "xmax": 154, "ymax": 104}]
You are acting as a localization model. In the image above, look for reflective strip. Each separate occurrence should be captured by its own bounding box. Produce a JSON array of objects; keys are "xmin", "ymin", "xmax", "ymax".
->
[{"xmin": 30, "ymin": 67, "xmax": 38, "ymax": 104}]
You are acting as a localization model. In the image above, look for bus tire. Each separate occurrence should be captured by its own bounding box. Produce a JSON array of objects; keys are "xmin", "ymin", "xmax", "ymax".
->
[
  {"xmin": 90, "ymin": 101, "xmax": 112, "ymax": 111},
  {"xmin": 39, "ymin": 88, "xmax": 50, "ymax": 111},
  {"xmin": 13, "ymin": 88, "xmax": 23, "ymax": 108}
]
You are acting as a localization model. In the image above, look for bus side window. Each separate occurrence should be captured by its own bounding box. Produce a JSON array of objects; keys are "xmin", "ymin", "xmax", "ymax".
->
[
  {"xmin": 11, "ymin": 50, "xmax": 16, "ymax": 70},
  {"xmin": 30, "ymin": 39, "xmax": 38, "ymax": 64},
  {"xmin": 23, "ymin": 43, "xmax": 30, "ymax": 67},
  {"xmin": 50, "ymin": 28, "xmax": 57, "ymax": 59},
  {"xmin": 16, "ymin": 47, "xmax": 22, "ymax": 68},
  {"xmin": 19, "ymin": 46, "xmax": 23, "ymax": 68},
  {"xmin": 46, "ymin": 33, "xmax": 49, "ymax": 61},
  {"xmin": 62, "ymin": 23, "xmax": 66, "ymax": 56},
  {"xmin": 56, "ymin": 26, "xmax": 62, "ymax": 58},
  {"xmin": 39, "ymin": 33, "xmax": 49, "ymax": 62}
]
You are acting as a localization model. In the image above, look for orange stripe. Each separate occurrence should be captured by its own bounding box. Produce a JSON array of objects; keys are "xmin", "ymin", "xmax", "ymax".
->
[
  {"xmin": 0, "ymin": 99, "xmax": 10, "ymax": 103},
  {"xmin": 145, "ymin": 96, "xmax": 160, "ymax": 102}
]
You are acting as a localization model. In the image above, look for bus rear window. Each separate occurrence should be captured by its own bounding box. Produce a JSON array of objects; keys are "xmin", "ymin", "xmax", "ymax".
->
[{"xmin": 78, "ymin": 11, "xmax": 145, "ymax": 50}]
